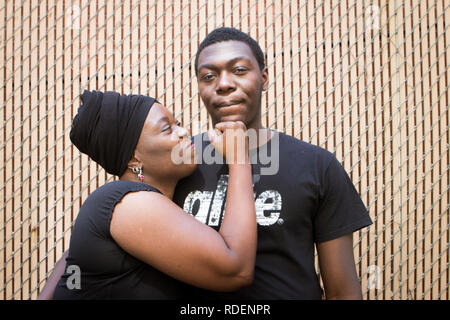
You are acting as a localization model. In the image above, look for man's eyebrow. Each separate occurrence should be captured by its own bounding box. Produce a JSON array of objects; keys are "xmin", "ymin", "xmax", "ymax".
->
[
  {"xmin": 198, "ymin": 56, "xmax": 253, "ymax": 71},
  {"xmin": 227, "ymin": 56, "xmax": 253, "ymax": 65}
]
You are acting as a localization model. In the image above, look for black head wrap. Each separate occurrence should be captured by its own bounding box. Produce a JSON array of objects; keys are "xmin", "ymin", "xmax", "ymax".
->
[{"xmin": 70, "ymin": 90, "xmax": 156, "ymax": 176}]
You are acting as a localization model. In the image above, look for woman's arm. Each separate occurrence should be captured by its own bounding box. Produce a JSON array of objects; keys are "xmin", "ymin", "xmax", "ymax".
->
[
  {"xmin": 110, "ymin": 121, "xmax": 257, "ymax": 292},
  {"xmin": 36, "ymin": 250, "xmax": 68, "ymax": 300},
  {"xmin": 317, "ymin": 233, "xmax": 363, "ymax": 299}
]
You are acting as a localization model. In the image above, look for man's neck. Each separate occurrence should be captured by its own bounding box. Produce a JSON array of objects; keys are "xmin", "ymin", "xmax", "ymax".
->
[
  {"xmin": 209, "ymin": 120, "xmax": 274, "ymax": 149},
  {"xmin": 247, "ymin": 126, "xmax": 274, "ymax": 150}
]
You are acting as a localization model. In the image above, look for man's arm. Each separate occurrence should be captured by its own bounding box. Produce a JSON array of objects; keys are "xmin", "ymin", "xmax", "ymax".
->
[
  {"xmin": 317, "ymin": 233, "xmax": 363, "ymax": 300},
  {"xmin": 36, "ymin": 250, "xmax": 68, "ymax": 300}
]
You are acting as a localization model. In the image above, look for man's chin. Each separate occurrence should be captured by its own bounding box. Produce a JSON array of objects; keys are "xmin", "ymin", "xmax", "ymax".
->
[{"xmin": 214, "ymin": 114, "xmax": 247, "ymax": 124}]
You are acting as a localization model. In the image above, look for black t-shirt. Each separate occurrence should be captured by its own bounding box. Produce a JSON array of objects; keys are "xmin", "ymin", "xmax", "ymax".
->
[
  {"xmin": 53, "ymin": 180, "xmax": 190, "ymax": 299},
  {"xmin": 173, "ymin": 131, "xmax": 373, "ymax": 299}
]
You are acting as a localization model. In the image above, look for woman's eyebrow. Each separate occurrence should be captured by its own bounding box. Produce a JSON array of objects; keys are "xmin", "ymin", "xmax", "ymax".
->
[{"xmin": 156, "ymin": 117, "xmax": 170, "ymax": 127}]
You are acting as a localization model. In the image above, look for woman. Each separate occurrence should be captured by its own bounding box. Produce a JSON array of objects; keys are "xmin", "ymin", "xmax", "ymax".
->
[{"xmin": 51, "ymin": 90, "xmax": 256, "ymax": 299}]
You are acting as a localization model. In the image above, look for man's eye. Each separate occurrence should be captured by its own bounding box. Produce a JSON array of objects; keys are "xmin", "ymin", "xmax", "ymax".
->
[
  {"xmin": 201, "ymin": 73, "xmax": 215, "ymax": 81},
  {"xmin": 234, "ymin": 67, "xmax": 248, "ymax": 74},
  {"xmin": 162, "ymin": 126, "xmax": 172, "ymax": 133}
]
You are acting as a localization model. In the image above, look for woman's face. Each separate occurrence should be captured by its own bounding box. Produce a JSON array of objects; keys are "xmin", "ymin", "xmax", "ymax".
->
[{"xmin": 133, "ymin": 103, "xmax": 197, "ymax": 180}]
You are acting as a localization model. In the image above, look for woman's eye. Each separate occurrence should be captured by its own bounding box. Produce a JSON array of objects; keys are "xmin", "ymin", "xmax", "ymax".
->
[{"xmin": 162, "ymin": 126, "xmax": 172, "ymax": 133}]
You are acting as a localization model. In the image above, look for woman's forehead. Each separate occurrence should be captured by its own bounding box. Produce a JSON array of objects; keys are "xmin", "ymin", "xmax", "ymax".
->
[{"xmin": 143, "ymin": 103, "xmax": 172, "ymax": 132}]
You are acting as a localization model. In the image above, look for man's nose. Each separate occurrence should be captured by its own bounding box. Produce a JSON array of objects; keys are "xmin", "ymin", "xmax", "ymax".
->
[{"xmin": 216, "ymin": 72, "xmax": 235, "ymax": 94}]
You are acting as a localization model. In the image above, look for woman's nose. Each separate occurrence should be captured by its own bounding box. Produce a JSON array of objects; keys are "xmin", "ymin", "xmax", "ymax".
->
[{"xmin": 177, "ymin": 126, "xmax": 190, "ymax": 139}]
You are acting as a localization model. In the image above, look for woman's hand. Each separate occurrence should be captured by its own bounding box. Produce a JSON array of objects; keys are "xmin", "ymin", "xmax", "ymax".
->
[
  {"xmin": 111, "ymin": 120, "xmax": 257, "ymax": 292},
  {"xmin": 208, "ymin": 121, "xmax": 249, "ymax": 164}
]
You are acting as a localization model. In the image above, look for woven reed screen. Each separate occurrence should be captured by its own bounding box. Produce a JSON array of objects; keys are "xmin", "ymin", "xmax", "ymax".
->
[{"xmin": 1, "ymin": 0, "xmax": 448, "ymax": 300}]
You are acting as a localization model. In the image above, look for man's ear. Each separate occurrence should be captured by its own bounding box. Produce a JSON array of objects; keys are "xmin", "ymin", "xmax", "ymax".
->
[{"xmin": 261, "ymin": 67, "xmax": 269, "ymax": 91}]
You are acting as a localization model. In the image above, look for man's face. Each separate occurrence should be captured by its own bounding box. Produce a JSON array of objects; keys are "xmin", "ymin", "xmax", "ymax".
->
[{"xmin": 196, "ymin": 40, "xmax": 268, "ymax": 129}]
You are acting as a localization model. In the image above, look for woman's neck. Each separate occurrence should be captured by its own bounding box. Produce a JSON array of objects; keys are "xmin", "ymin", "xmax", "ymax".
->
[{"xmin": 120, "ymin": 172, "xmax": 177, "ymax": 199}]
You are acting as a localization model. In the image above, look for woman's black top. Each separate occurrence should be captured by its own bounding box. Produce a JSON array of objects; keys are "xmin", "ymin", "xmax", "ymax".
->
[{"xmin": 53, "ymin": 180, "xmax": 190, "ymax": 299}]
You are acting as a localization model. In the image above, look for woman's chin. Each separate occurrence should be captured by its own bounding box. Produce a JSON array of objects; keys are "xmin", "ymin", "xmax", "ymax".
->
[{"xmin": 176, "ymin": 162, "xmax": 198, "ymax": 179}]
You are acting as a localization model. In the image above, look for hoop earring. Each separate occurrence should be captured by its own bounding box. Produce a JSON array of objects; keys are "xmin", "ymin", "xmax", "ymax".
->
[{"xmin": 132, "ymin": 167, "xmax": 144, "ymax": 182}]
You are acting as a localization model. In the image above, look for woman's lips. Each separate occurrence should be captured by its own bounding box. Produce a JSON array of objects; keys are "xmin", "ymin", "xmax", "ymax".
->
[
  {"xmin": 175, "ymin": 139, "xmax": 195, "ymax": 152},
  {"xmin": 183, "ymin": 141, "xmax": 195, "ymax": 151}
]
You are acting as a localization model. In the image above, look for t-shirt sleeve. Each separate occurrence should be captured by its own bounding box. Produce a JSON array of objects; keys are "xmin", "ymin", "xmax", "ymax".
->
[
  {"xmin": 313, "ymin": 153, "xmax": 372, "ymax": 243},
  {"xmin": 90, "ymin": 182, "xmax": 163, "ymax": 238},
  {"xmin": 65, "ymin": 181, "xmax": 162, "ymax": 275}
]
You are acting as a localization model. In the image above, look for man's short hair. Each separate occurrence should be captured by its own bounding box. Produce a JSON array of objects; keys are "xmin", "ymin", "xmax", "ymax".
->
[{"xmin": 194, "ymin": 27, "xmax": 266, "ymax": 76}]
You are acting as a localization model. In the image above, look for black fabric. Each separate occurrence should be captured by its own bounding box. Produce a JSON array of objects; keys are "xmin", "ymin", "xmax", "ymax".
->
[
  {"xmin": 173, "ymin": 131, "xmax": 373, "ymax": 299},
  {"xmin": 53, "ymin": 180, "xmax": 190, "ymax": 300},
  {"xmin": 70, "ymin": 90, "xmax": 156, "ymax": 176}
]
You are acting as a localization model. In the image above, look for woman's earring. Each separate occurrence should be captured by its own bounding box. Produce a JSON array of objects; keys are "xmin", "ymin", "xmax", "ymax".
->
[{"xmin": 132, "ymin": 167, "xmax": 144, "ymax": 182}]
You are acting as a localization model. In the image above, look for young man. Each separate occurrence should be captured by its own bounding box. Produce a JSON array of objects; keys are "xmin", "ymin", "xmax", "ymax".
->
[
  {"xmin": 172, "ymin": 27, "xmax": 372, "ymax": 299},
  {"xmin": 39, "ymin": 27, "xmax": 372, "ymax": 300}
]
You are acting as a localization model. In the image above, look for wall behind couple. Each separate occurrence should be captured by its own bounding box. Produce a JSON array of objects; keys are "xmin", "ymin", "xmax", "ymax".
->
[{"xmin": 0, "ymin": 0, "xmax": 448, "ymax": 300}]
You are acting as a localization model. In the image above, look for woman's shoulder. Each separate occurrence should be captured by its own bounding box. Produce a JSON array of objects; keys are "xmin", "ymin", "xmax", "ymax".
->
[
  {"xmin": 82, "ymin": 180, "xmax": 162, "ymax": 212},
  {"xmin": 93, "ymin": 180, "xmax": 161, "ymax": 196},
  {"xmin": 75, "ymin": 181, "xmax": 163, "ymax": 235}
]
